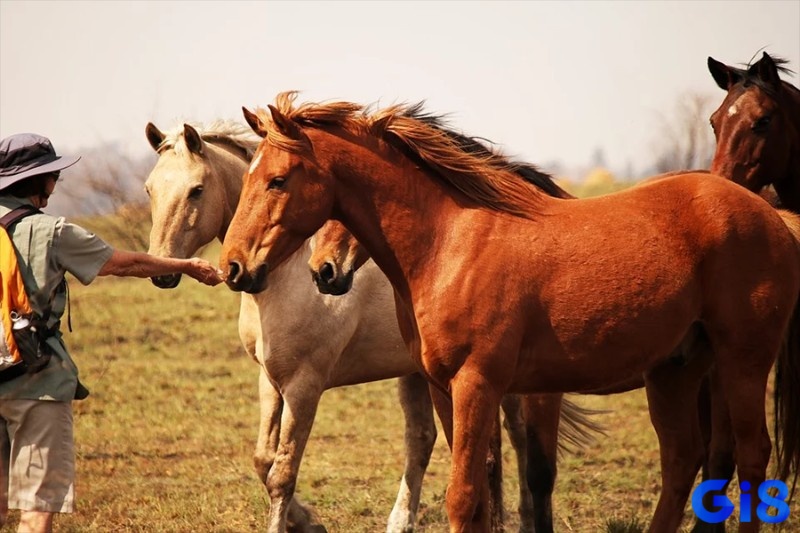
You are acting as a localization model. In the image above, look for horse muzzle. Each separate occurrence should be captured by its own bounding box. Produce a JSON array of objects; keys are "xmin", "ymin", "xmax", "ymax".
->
[
  {"xmin": 150, "ymin": 273, "xmax": 182, "ymax": 289},
  {"xmin": 311, "ymin": 262, "xmax": 354, "ymax": 296},
  {"xmin": 226, "ymin": 261, "xmax": 269, "ymax": 294}
]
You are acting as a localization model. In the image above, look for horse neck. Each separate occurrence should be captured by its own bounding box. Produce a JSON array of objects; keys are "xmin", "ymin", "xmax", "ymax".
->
[
  {"xmin": 318, "ymin": 129, "xmax": 537, "ymax": 301},
  {"xmin": 205, "ymin": 142, "xmax": 248, "ymax": 241},
  {"xmin": 773, "ymin": 83, "xmax": 800, "ymax": 211}
]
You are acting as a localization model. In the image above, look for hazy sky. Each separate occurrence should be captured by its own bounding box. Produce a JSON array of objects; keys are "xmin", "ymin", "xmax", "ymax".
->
[{"xmin": 2, "ymin": 1, "xmax": 799, "ymax": 177}]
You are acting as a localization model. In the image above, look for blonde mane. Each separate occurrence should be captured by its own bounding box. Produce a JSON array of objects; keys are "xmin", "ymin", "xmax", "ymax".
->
[
  {"xmin": 157, "ymin": 120, "xmax": 261, "ymax": 161},
  {"xmin": 256, "ymin": 92, "xmax": 549, "ymax": 218}
]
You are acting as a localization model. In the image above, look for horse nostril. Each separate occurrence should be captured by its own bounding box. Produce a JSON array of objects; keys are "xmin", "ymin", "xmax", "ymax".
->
[
  {"xmin": 320, "ymin": 262, "xmax": 335, "ymax": 284},
  {"xmin": 228, "ymin": 261, "xmax": 242, "ymax": 283}
]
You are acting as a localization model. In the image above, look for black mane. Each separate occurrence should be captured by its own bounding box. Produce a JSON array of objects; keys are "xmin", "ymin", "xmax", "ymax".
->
[{"xmin": 400, "ymin": 103, "xmax": 574, "ymax": 200}]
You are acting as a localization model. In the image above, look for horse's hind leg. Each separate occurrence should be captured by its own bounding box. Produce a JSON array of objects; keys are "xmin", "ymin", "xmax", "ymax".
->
[
  {"xmin": 692, "ymin": 367, "xmax": 735, "ymax": 533},
  {"xmin": 645, "ymin": 354, "xmax": 710, "ymax": 533},
  {"xmin": 387, "ymin": 373, "xmax": 437, "ymax": 533},
  {"xmin": 500, "ymin": 394, "xmax": 535, "ymax": 533},
  {"xmin": 713, "ymin": 344, "xmax": 774, "ymax": 533}
]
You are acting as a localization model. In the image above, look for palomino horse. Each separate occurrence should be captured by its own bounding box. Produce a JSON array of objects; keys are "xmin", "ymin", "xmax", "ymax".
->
[
  {"xmin": 142, "ymin": 120, "xmax": 595, "ymax": 532},
  {"xmin": 708, "ymin": 52, "xmax": 800, "ymax": 211},
  {"xmin": 221, "ymin": 92, "xmax": 800, "ymax": 533}
]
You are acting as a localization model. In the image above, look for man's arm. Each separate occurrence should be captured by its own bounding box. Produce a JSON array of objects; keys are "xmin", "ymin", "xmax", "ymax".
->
[{"xmin": 98, "ymin": 250, "xmax": 223, "ymax": 286}]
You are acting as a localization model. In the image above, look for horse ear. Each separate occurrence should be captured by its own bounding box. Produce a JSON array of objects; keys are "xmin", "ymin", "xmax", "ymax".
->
[
  {"xmin": 145, "ymin": 122, "xmax": 165, "ymax": 152},
  {"xmin": 754, "ymin": 52, "xmax": 781, "ymax": 89},
  {"xmin": 242, "ymin": 107, "xmax": 267, "ymax": 138},
  {"xmin": 708, "ymin": 57, "xmax": 740, "ymax": 90},
  {"xmin": 183, "ymin": 124, "xmax": 204, "ymax": 155},
  {"xmin": 267, "ymin": 105, "xmax": 311, "ymax": 149}
]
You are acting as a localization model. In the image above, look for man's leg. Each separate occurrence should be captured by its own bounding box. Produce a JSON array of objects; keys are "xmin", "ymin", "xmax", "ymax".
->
[{"xmin": 17, "ymin": 510, "xmax": 53, "ymax": 533}]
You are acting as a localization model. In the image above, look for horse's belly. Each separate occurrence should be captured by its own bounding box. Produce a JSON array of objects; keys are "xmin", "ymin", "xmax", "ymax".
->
[
  {"xmin": 510, "ymin": 298, "xmax": 699, "ymax": 393},
  {"xmin": 508, "ymin": 344, "xmax": 658, "ymax": 393}
]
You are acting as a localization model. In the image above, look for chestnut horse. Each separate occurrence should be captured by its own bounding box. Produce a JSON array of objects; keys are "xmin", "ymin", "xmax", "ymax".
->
[
  {"xmin": 305, "ymin": 130, "xmax": 604, "ymax": 533},
  {"xmin": 708, "ymin": 51, "xmax": 800, "ymax": 210},
  {"xmin": 220, "ymin": 92, "xmax": 800, "ymax": 533}
]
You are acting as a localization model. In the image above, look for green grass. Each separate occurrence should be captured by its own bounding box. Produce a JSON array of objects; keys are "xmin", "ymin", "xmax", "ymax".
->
[{"xmin": 2, "ymin": 210, "xmax": 798, "ymax": 532}]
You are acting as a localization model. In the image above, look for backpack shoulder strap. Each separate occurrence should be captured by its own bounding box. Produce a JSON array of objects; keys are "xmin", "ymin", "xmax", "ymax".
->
[{"xmin": 0, "ymin": 205, "xmax": 41, "ymax": 230}]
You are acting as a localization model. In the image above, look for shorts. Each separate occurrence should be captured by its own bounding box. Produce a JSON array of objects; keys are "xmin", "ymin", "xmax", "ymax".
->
[{"xmin": 0, "ymin": 400, "xmax": 74, "ymax": 513}]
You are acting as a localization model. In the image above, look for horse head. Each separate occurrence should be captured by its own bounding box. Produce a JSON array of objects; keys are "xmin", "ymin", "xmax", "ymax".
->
[
  {"xmin": 708, "ymin": 52, "xmax": 800, "ymax": 208},
  {"xmin": 144, "ymin": 121, "xmax": 255, "ymax": 288}
]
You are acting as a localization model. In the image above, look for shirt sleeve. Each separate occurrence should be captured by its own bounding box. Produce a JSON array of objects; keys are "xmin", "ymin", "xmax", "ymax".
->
[{"xmin": 52, "ymin": 219, "xmax": 114, "ymax": 285}]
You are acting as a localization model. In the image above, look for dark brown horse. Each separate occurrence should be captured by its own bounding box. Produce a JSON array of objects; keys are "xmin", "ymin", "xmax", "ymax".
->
[
  {"xmin": 703, "ymin": 52, "xmax": 800, "ymax": 532},
  {"xmin": 708, "ymin": 51, "xmax": 800, "ymax": 210},
  {"xmin": 221, "ymin": 92, "xmax": 800, "ymax": 533}
]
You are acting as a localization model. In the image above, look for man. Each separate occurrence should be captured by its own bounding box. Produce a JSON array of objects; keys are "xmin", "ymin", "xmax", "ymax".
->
[{"xmin": 0, "ymin": 133, "xmax": 223, "ymax": 532}]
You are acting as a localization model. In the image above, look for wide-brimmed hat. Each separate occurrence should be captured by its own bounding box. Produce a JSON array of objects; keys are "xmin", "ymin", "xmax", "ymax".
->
[{"xmin": 0, "ymin": 133, "xmax": 80, "ymax": 191}]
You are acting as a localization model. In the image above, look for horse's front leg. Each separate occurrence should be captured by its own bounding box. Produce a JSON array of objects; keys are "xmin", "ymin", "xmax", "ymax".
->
[
  {"xmin": 264, "ymin": 372, "xmax": 326, "ymax": 533},
  {"xmin": 387, "ymin": 373, "xmax": 438, "ymax": 533},
  {"xmin": 446, "ymin": 369, "xmax": 504, "ymax": 533},
  {"xmin": 521, "ymin": 393, "xmax": 563, "ymax": 533},
  {"xmin": 254, "ymin": 369, "xmax": 288, "ymax": 519},
  {"xmin": 500, "ymin": 394, "xmax": 535, "ymax": 533}
]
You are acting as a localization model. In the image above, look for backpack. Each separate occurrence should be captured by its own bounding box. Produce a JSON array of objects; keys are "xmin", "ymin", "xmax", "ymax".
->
[{"xmin": 0, "ymin": 205, "xmax": 53, "ymax": 382}]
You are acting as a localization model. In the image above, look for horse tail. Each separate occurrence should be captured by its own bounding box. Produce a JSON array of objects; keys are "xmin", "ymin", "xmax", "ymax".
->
[
  {"xmin": 775, "ymin": 208, "xmax": 800, "ymax": 497},
  {"xmin": 558, "ymin": 396, "xmax": 607, "ymax": 454}
]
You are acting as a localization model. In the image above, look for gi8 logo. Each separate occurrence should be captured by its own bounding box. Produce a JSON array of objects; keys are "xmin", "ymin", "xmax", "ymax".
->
[{"xmin": 691, "ymin": 479, "xmax": 791, "ymax": 524}]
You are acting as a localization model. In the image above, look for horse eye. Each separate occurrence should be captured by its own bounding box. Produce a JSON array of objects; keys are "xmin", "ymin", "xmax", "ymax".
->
[
  {"xmin": 268, "ymin": 177, "xmax": 286, "ymax": 190},
  {"xmin": 752, "ymin": 115, "xmax": 772, "ymax": 133},
  {"xmin": 188, "ymin": 185, "xmax": 204, "ymax": 199}
]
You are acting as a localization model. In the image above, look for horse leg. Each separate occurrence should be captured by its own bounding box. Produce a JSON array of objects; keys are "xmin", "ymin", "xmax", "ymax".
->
[
  {"xmin": 265, "ymin": 373, "xmax": 326, "ymax": 533},
  {"xmin": 445, "ymin": 370, "xmax": 503, "ymax": 533},
  {"xmin": 520, "ymin": 394, "xmax": 562, "ymax": 533},
  {"xmin": 500, "ymin": 394, "xmax": 535, "ymax": 533},
  {"xmin": 645, "ymin": 356, "xmax": 709, "ymax": 533},
  {"xmin": 254, "ymin": 370, "xmax": 322, "ymax": 532},
  {"xmin": 713, "ymin": 347, "xmax": 773, "ymax": 533},
  {"xmin": 432, "ymin": 379, "xmax": 505, "ymax": 533},
  {"xmin": 387, "ymin": 373, "xmax": 437, "ymax": 533},
  {"xmin": 692, "ymin": 367, "xmax": 735, "ymax": 533},
  {"xmin": 487, "ymin": 409, "xmax": 505, "ymax": 533},
  {"xmin": 429, "ymin": 382, "xmax": 454, "ymax": 447}
]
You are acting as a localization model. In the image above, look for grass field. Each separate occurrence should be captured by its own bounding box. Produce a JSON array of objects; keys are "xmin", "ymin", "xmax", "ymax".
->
[{"xmin": 2, "ymin": 223, "xmax": 798, "ymax": 532}]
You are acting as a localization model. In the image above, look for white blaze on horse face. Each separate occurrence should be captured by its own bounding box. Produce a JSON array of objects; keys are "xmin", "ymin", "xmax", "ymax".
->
[
  {"xmin": 727, "ymin": 91, "xmax": 749, "ymax": 118},
  {"xmin": 249, "ymin": 152, "xmax": 264, "ymax": 175}
]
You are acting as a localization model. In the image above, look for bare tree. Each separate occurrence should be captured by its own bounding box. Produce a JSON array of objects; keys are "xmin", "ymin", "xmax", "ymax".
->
[{"xmin": 650, "ymin": 92, "xmax": 716, "ymax": 174}]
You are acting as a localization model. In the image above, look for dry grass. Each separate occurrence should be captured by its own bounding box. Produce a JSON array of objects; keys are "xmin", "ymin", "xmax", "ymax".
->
[{"xmin": 2, "ymin": 207, "xmax": 798, "ymax": 532}]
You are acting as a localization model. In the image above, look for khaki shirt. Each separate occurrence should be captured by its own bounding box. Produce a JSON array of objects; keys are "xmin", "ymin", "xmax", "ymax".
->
[{"xmin": 0, "ymin": 196, "xmax": 113, "ymax": 401}]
